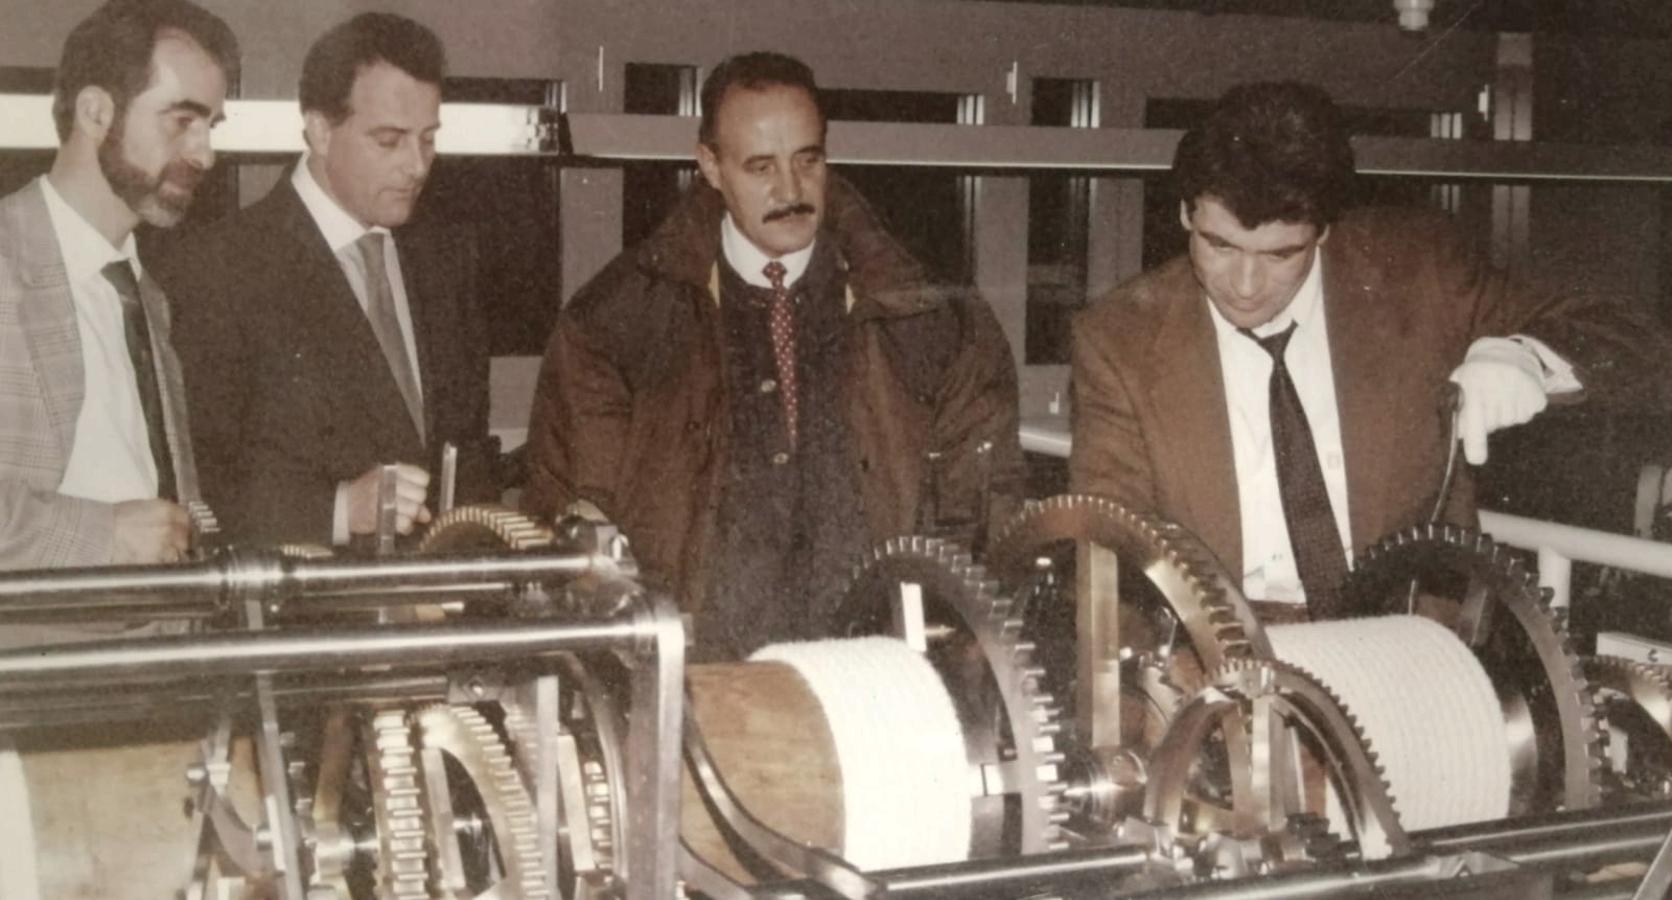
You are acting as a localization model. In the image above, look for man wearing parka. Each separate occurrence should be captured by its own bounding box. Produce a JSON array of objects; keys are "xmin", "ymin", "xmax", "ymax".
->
[{"xmin": 523, "ymin": 52, "xmax": 1022, "ymax": 660}]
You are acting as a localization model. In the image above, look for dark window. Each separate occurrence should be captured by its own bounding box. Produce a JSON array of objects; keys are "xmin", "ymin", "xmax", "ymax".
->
[
  {"xmin": 416, "ymin": 77, "xmax": 563, "ymax": 355},
  {"xmin": 823, "ymin": 88, "xmax": 973, "ymax": 284},
  {"xmin": 1026, "ymin": 78, "xmax": 1096, "ymax": 364},
  {"xmin": 622, "ymin": 63, "xmax": 699, "ymax": 248}
]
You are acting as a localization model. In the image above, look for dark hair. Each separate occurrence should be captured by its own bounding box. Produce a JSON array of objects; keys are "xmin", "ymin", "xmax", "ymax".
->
[
  {"xmin": 299, "ymin": 12, "xmax": 446, "ymax": 123},
  {"xmin": 698, "ymin": 51, "xmax": 824, "ymax": 148},
  {"xmin": 1173, "ymin": 81, "xmax": 1356, "ymax": 229},
  {"xmin": 53, "ymin": 0, "xmax": 239, "ymax": 142}
]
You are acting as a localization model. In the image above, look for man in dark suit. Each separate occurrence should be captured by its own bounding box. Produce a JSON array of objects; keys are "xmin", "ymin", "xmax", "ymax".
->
[
  {"xmin": 158, "ymin": 12, "xmax": 493, "ymax": 547},
  {"xmin": 1070, "ymin": 81, "xmax": 1668, "ymax": 617}
]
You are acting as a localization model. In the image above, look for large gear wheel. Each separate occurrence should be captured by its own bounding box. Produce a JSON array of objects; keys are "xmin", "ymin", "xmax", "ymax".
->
[
  {"xmin": 984, "ymin": 495, "xmax": 1272, "ymax": 832},
  {"xmin": 1142, "ymin": 658, "xmax": 1408, "ymax": 871},
  {"xmin": 365, "ymin": 708, "xmax": 437, "ymax": 900},
  {"xmin": 835, "ymin": 534, "xmax": 1069, "ymax": 856},
  {"xmin": 987, "ymin": 495, "xmax": 1272, "ymax": 671},
  {"xmin": 416, "ymin": 504, "xmax": 556, "ymax": 554},
  {"xmin": 1342, "ymin": 523, "xmax": 1605, "ymax": 814},
  {"xmin": 496, "ymin": 655, "xmax": 629, "ymax": 900},
  {"xmin": 1586, "ymin": 655, "xmax": 1672, "ymax": 799},
  {"xmin": 415, "ymin": 704, "xmax": 549, "ymax": 899},
  {"xmin": 297, "ymin": 707, "xmax": 435, "ymax": 900}
]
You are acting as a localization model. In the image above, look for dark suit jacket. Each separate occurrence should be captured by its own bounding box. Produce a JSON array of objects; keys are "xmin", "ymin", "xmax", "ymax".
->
[
  {"xmin": 154, "ymin": 175, "xmax": 494, "ymax": 545},
  {"xmin": 1069, "ymin": 206, "xmax": 1670, "ymax": 579}
]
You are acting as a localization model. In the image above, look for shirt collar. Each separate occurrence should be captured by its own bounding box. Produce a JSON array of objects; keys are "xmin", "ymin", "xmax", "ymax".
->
[
  {"xmin": 720, "ymin": 213, "xmax": 815, "ymax": 289},
  {"xmin": 292, "ymin": 154, "xmax": 390, "ymax": 253},
  {"xmin": 39, "ymin": 175, "xmax": 139, "ymax": 288},
  {"xmin": 1206, "ymin": 246, "xmax": 1325, "ymax": 339}
]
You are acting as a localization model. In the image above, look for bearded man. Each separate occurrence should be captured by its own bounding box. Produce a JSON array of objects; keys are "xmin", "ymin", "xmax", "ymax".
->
[{"xmin": 0, "ymin": 0, "xmax": 236, "ymax": 572}]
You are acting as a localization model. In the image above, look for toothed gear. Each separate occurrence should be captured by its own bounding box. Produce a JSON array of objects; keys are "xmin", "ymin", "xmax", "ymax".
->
[
  {"xmin": 280, "ymin": 543, "xmax": 336, "ymax": 560},
  {"xmin": 838, "ymin": 535, "xmax": 1069, "ymax": 855},
  {"xmin": 1343, "ymin": 523, "xmax": 1605, "ymax": 813},
  {"xmin": 500, "ymin": 659, "xmax": 624, "ymax": 897},
  {"xmin": 1586, "ymin": 655, "xmax": 1672, "ymax": 797},
  {"xmin": 365, "ymin": 709, "xmax": 436, "ymax": 900},
  {"xmin": 1143, "ymin": 658, "xmax": 1408, "ymax": 863},
  {"xmin": 416, "ymin": 504, "xmax": 557, "ymax": 554},
  {"xmin": 416, "ymin": 704, "xmax": 549, "ymax": 899},
  {"xmin": 986, "ymin": 495, "xmax": 1274, "ymax": 709}
]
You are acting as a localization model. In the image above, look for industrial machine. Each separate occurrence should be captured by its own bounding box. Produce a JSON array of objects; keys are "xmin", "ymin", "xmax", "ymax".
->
[{"xmin": 3, "ymin": 498, "xmax": 1672, "ymax": 899}]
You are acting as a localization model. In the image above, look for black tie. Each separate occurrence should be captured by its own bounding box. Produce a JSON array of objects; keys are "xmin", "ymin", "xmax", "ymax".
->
[
  {"xmin": 101, "ymin": 260, "xmax": 176, "ymax": 502},
  {"xmin": 1240, "ymin": 323, "xmax": 1345, "ymax": 619}
]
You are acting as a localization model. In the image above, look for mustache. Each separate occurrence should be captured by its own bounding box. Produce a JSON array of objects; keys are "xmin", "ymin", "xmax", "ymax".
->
[{"xmin": 764, "ymin": 203, "xmax": 816, "ymax": 223}]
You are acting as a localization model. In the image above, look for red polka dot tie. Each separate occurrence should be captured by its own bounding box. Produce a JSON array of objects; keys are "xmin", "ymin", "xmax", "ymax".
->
[{"xmin": 763, "ymin": 260, "xmax": 799, "ymax": 448}]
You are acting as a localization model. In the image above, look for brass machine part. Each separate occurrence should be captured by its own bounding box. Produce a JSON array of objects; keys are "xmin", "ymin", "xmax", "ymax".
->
[{"xmin": 984, "ymin": 494, "xmax": 1274, "ymax": 831}]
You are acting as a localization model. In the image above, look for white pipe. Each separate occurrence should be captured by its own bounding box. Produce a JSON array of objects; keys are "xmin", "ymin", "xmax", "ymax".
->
[{"xmin": 1479, "ymin": 511, "xmax": 1672, "ymax": 581}]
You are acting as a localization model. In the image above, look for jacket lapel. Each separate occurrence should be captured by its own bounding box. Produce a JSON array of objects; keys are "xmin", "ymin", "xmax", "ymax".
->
[
  {"xmin": 1146, "ymin": 264, "xmax": 1243, "ymax": 576},
  {"xmin": 11, "ymin": 182, "xmax": 84, "ymax": 465},
  {"xmin": 1322, "ymin": 238, "xmax": 1386, "ymax": 555},
  {"xmin": 272, "ymin": 184, "xmax": 422, "ymax": 451}
]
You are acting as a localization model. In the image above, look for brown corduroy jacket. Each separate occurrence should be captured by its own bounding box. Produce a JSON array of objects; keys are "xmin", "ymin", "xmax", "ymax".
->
[
  {"xmin": 1069, "ymin": 205, "xmax": 1672, "ymax": 580},
  {"xmin": 523, "ymin": 175, "xmax": 1024, "ymax": 611}
]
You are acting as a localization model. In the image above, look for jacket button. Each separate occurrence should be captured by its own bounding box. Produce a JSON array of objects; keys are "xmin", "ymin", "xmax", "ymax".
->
[
  {"xmin": 771, "ymin": 451, "xmax": 790, "ymax": 466},
  {"xmin": 759, "ymin": 378, "xmax": 777, "ymax": 394}
]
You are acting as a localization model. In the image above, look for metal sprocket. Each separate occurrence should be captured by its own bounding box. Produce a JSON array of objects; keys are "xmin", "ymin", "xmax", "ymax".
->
[
  {"xmin": 1586, "ymin": 655, "xmax": 1672, "ymax": 798},
  {"xmin": 1342, "ymin": 522, "xmax": 1605, "ymax": 813},
  {"xmin": 837, "ymin": 534, "xmax": 1069, "ymax": 855},
  {"xmin": 985, "ymin": 495, "xmax": 1273, "ymax": 717},
  {"xmin": 1143, "ymin": 658, "xmax": 1408, "ymax": 869},
  {"xmin": 417, "ymin": 504, "xmax": 557, "ymax": 554},
  {"xmin": 415, "ymin": 704, "xmax": 549, "ymax": 898},
  {"xmin": 365, "ymin": 708, "xmax": 436, "ymax": 900}
]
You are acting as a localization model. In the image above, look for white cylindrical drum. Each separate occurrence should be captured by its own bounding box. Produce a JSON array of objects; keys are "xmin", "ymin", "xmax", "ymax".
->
[{"xmin": 1269, "ymin": 615, "xmax": 1511, "ymax": 830}]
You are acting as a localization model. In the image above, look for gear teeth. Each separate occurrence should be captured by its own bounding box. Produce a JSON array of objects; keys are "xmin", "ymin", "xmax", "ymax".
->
[
  {"xmin": 364, "ymin": 709, "xmax": 437, "ymax": 900},
  {"xmin": 417, "ymin": 504, "xmax": 557, "ymax": 554},
  {"xmin": 850, "ymin": 533, "xmax": 1069, "ymax": 854},
  {"xmin": 417, "ymin": 704, "xmax": 551, "ymax": 899},
  {"xmin": 1189, "ymin": 659, "xmax": 1408, "ymax": 858},
  {"xmin": 1345, "ymin": 523, "xmax": 1607, "ymax": 811}
]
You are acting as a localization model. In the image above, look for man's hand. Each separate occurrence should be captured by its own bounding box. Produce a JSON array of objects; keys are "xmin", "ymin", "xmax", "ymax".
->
[
  {"xmin": 1448, "ymin": 338, "xmax": 1549, "ymax": 465},
  {"xmin": 344, "ymin": 464, "xmax": 432, "ymax": 536},
  {"xmin": 112, "ymin": 498, "xmax": 191, "ymax": 564}
]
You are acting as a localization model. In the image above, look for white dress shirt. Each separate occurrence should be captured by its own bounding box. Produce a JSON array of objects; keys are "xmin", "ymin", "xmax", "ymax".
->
[
  {"xmin": 1210, "ymin": 249, "xmax": 1581, "ymax": 604},
  {"xmin": 291, "ymin": 160, "xmax": 425, "ymax": 544},
  {"xmin": 42, "ymin": 176, "xmax": 159, "ymax": 504},
  {"xmin": 720, "ymin": 213, "xmax": 815, "ymax": 288},
  {"xmin": 1208, "ymin": 249, "xmax": 1351, "ymax": 604}
]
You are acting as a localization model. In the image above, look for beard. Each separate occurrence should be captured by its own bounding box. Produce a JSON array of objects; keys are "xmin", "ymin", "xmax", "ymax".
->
[{"xmin": 98, "ymin": 112, "xmax": 204, "ymax": 228}]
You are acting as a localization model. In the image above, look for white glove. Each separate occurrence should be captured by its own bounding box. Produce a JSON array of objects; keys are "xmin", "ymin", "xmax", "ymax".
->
[{"xmin": 1447, "ymin": 337, "xmax": 1549, "ymax": 465}]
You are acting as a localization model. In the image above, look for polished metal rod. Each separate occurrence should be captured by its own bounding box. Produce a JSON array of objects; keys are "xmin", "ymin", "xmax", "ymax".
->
[
  {"xmin": 0, "ymin": 549, "xmax": 606, "ymax": 618},
  {"xmin": 0, "ymin": 618, "xmax": 643, "ymax": 686},
  {"xmin": 753, "ymin": 846, "xmax": 1154, "ymax": 898}
]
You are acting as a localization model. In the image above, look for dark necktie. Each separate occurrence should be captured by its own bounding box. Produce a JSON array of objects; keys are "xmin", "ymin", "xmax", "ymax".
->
[
  {"xmin": 101, "ymin": 260, "xmax": 176, "ymax": 501},
  {"xmin": 357, "ymin": 233, "xmax": 425, "ymax": 443},
  {"xmin": 762, "ymin": 260, "xmax": 799, "ymax": 448},
  {"xmin": 1240, "ymin": 323, "xmax": 1346, "ymax": 618}
]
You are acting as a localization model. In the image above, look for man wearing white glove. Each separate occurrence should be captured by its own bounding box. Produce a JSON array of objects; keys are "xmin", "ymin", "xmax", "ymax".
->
[
  {"xmin": 1450, "ymin": 336, "xmax": 1582, "ymax": 466},
  {"xmin": 1071, "ymin": 81, "xmax": 1669, "ymax": 620}
]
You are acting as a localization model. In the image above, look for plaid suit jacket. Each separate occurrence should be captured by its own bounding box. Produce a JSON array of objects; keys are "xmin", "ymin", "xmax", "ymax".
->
[{"xmin": 0, "ymin": 178, "xmax": 199, "ymax": 569}]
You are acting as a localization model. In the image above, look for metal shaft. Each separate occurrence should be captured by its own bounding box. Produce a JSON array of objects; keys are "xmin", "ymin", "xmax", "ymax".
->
[{"xmin": 0, "ymin": 618, "xmax": 645, "ymax": 688}]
